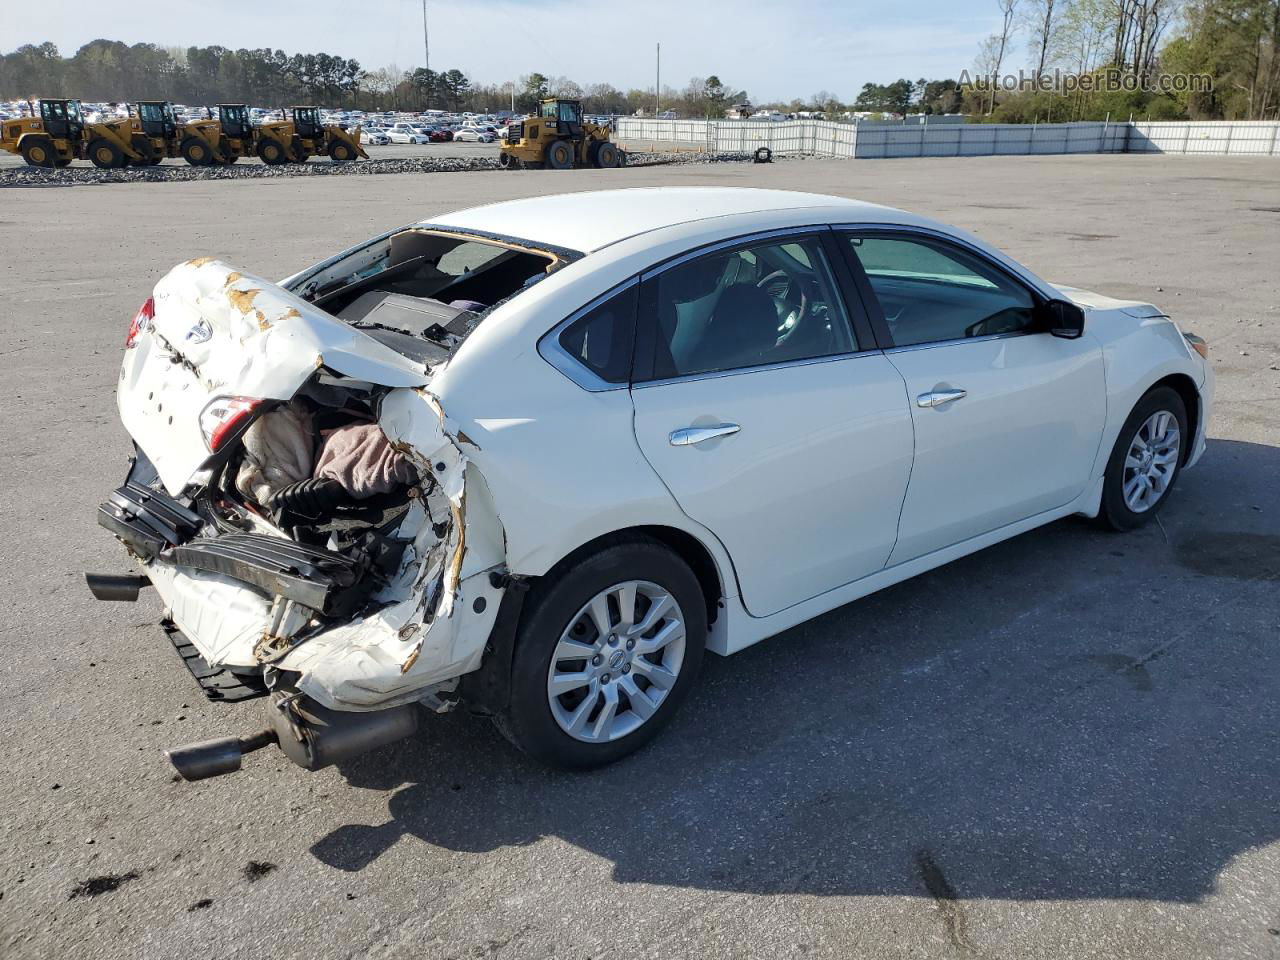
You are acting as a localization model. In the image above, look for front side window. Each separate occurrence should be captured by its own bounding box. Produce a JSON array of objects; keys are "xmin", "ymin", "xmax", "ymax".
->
[
  {"xmin": 846, "ymin": 234, "xmax": 1036, "ymax": 347},
  {"xmin": 644, "ymin": 235, "xmax": 856, "ymax": 380}
]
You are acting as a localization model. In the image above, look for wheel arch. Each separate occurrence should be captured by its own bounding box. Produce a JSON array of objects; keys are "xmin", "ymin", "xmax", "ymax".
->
[
  {"xmin": 535, "ymin": 525, "xmax": 728, "ymax": 629},
  {"xmin": 460, "ymin": 523, "xmax": 731, "ymax": 716},
  {"xmin": 1147, "ymin": 372, "xmax": 1200, "ymax": 464}
]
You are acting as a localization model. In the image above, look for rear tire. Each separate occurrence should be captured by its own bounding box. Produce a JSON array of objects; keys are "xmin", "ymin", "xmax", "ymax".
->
[
  {"xmin": 1100, "ymin": 385, "xmax": 1188, "ymax": 531},
  {"xmin": 256, "ymin": 138, "xmax": 287, "ymax": 165},
  {"xmin": 181, "ymin": 136, "xmax": 213, "ymax": 166},
  {"xmin": 328, "ymin": 139, "xmax": 355, "ymax": 162},
  {"xmin": 21, "ymin": 137, "xmax": 57, "ymax": 167},
  {"xmin": 88, "ymin": 138, "xmax": 124, "ymax": 169},
  {"xmin": 495, "ymin": 540, "xmax": 707, "ymax": 770},
  {"xmin": 546, "ymin": 139, "xmax": 575, "ymax": 170}
]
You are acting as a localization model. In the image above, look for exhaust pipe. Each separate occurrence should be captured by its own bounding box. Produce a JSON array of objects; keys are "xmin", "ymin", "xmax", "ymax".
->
[
  {"xmin": 166, "ymin": 730, "xmax": 277, "ymax": 781},
  {"xmin": 164, "ymin": 694, "xmax": 419, "ymax": 781},
  {"xmin": 86, "ymin": 572, "xmax": 150, "ymax": 602}
]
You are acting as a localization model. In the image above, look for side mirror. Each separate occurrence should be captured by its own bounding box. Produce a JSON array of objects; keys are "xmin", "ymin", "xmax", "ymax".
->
[{"xmin": 1040, "ymin": 298, "xmax": 1086, "ymax": 339}]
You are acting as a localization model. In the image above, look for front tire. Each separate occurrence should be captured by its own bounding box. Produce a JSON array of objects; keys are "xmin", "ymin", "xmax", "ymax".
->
[
  {"xmin": 592, "ymin": 141, "xmax": 620, "ymax": 168},
  {"xmin": 497, "ymin": 540, "xmax": 707, "ymax": 769},
  {"xmin": 1100, "ymin": 385, "xmax": 1188, "ymax": 530}
]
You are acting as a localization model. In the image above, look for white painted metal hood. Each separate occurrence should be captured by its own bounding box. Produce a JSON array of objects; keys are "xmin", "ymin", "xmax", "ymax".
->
[{"xmin": 118, "ymin": 258, "xmax": 432, "ymax": 495}]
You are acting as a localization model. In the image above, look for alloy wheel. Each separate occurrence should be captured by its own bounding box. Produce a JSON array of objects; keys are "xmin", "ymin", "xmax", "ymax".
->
[
  {"xmin": 1122, "ymin": 410, "xmax": 1180, "ymax": 512},
  {"xmin": 546, "ymin": 580, "xmax": 687, "ymax": 743}
]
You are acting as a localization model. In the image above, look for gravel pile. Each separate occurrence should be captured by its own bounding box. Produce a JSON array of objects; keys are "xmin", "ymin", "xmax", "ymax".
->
[{"xmin": 0, "ymin": 150, "xmax": 783, "ymax": 188}]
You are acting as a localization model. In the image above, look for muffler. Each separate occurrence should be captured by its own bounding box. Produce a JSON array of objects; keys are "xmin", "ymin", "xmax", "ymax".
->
[
  {"xmin": 164, "ymin": 694, "xmax": 419, "ymax": 781},
  {"xmin": 85, "ymin": 572, "xmax": 150, "ymax": 602},
  {"xmin": 267, "ymin": 693, "xmax": 420, "ymax": 772}
]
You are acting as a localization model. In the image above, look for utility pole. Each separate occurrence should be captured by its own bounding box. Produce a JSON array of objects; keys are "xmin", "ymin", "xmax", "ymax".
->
[
  {"xmin": 655, "ymin": 42, "xmax": 660, "ymax": 116},
  {"xmin": 422, "ymin": 0, "xmax": 430, "ymax": 107}
]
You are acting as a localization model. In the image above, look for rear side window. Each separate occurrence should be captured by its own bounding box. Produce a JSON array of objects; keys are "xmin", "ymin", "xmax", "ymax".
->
[
  {"xmin": 556, "ymin": 284, "xmax": 638, "ymax": 385},
  {"xmin": 641, "ymin": 235, "xmax": 856, "ymax": 381}
]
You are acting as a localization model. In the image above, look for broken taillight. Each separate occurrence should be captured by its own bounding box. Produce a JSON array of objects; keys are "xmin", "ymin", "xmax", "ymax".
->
[
  {"xmin": 199, "ymin": 396, "xmax": 264, "ymax": 452},
  {"xmin": 125, "ymin": 296, "xmax": 154, "ymax": 349}
]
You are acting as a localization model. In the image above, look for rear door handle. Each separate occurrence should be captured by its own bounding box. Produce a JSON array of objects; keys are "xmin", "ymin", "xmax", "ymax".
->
[
  {"xmin": 669, "ymin": 423, "xmax": 741, "ymax": 446},
  {"xmin": 916, "ymin": 388, "xmax": 967, "ymax": 409}
]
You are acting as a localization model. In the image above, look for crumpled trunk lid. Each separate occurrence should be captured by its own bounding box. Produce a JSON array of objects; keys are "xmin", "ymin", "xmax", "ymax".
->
[{"xmin": 120, "ymin": 258, "xmax": 431, "ymax": 495}]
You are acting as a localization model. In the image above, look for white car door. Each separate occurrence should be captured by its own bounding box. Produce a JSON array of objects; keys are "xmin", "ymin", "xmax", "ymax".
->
[
  {"xmin": 629, "ymin": 231, "xmax": 915, "ymax": 617},
  {"xmin": 838, "ymin": 230, "xmax": 1106, "ymax": 564}
]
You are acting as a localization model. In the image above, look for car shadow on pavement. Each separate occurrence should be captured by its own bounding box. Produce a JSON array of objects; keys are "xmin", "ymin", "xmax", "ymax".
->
[{"xmin": 310, "ymin": 439, "xmax": 1280, "ymax": 902}]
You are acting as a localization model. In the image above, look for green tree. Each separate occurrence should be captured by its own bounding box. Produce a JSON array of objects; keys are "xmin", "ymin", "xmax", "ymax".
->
[{"xmin": 522, "ymin": 72, "xmax": 549, "ymax": 108}]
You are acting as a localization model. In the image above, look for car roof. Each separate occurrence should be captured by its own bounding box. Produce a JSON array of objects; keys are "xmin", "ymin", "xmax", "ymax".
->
[{"xmin": 426, "ymin": 187, "xmax": 898, "ymax": 254}]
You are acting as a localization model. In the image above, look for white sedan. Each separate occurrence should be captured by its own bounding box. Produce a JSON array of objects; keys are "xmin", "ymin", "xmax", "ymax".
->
[
  {"xmin": 452, "ymin": 127, "xmax": 496, "ymax": 142},
  {"xmin": 92, "ymin": 188, "xmax": 1212, "ymax": 780},
  {"xmin": 386, "ymin": 130, "xmax": 428, "ymax": 144}
]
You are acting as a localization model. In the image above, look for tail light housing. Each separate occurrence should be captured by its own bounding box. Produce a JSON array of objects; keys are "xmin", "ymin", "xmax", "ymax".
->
[
  {"xmin": 199, "ymin": 396, "xmax": 264, "ymax": 452},
  {"xmin": 126, "ymin": 297, "xmax": 154, "ymax": 349}
]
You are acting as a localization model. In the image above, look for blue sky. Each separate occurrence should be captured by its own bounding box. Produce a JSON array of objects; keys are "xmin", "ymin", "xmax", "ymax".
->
[{"xmin": 11, "ymin": 0, "xmax": 1000, "ymax": 102}]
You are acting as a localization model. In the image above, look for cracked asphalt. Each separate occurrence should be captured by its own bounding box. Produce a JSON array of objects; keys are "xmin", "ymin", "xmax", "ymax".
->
[{"xmin": 1, "ymin": 155, "xmax": 1277, "ymax": 960}]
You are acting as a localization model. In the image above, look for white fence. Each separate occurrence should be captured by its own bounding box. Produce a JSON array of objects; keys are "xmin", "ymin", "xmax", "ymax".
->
[
  {"xmin": 1125, "ymin": 121, "xmax": 1280, "ymax": 155},
  {"xmin": 614, "ymin": 117, "xmax": 1280, "ymax": 159}
]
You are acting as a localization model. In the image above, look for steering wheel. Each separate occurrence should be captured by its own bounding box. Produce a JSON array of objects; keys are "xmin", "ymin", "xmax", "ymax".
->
[{"xmin": 757, "ymin": 270, "xmax": 808, "ymax": 342}]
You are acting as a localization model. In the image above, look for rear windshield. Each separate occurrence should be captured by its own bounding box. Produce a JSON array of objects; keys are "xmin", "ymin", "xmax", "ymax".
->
[{"xmin": 291, "ymin": 229, "xmax": 564, "ymax": 344}]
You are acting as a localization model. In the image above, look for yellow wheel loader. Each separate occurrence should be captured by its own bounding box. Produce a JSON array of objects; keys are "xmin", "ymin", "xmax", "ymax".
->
[
  {"xmin": 0, "ymin": 99, "xmax": 146, "ymax": 169},
  {"xmin": 252, "ymin": 106, "xmax": 367, "ymax": 165},
  {"xmin": 150, "ymin": 103, "xmax": 255, "ymax": 166},
  {"xmin": 499, "ymin": 99, "xmax": 622, "ymax": 170},
  {"xmin": 130, "ymin": 101, "xmax": 179, "ymax": 165}
]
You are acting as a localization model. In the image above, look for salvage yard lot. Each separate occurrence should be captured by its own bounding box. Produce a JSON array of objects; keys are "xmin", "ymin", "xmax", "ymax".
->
[{"xmin": 1, "ymin": 155, "xmax": 1278, "ymax": 960}]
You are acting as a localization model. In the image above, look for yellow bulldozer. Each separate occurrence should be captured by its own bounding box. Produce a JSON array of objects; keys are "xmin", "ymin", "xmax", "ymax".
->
[
  {"xmin": 252, "ymin": 106, "xmax": 367, "ymax": 164},
  {"xmin": 0, "ymin": 98, "xmax": 150, "ymax": 168},
  {"xmin": 499, "ymin": 98, "xmax": 621, "ymax": 170}
]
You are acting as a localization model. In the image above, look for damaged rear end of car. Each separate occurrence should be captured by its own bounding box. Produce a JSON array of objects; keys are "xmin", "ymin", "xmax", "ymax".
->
[{"xmin": 90, "ymin": 227, "xmax": 566, "ymax": 780}]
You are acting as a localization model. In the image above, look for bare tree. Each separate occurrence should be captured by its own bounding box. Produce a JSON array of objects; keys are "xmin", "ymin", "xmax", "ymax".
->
[
  {"xmin": 1023, "ymin": 0, "xmax": 1061, "ymax": 75},
  {"xmin": 989, "ymin": 0, "xmax": 1021, "ymax": 112}
]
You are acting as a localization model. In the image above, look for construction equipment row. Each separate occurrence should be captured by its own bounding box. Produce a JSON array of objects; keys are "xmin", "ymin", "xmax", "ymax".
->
[{"xmin": 0, "ymin": 99, "xmax": 368, "ymax": 169}]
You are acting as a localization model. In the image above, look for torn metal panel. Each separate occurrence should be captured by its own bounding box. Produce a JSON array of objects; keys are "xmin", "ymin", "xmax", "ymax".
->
[
  {"xmin": 120, "ymin": 258, "xmax": 430, "ymax": 495},
  {"xmin": 275, "ymin": 387, "xmax": 508, "ymax": 710},
  {"xmin": 133, "ymin": 383, "xmax": 509, "ymax": 712}
]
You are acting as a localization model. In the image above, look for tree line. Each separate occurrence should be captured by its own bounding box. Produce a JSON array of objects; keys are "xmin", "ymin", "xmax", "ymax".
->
[
  {"xmin": 964, "ymin": 0, "xmax": 1280, "ymax": 120},
  {"xmin": 0, "ymin": 40, "xmax": 748, "ymax": 118},
  {"xmin": 3, "ymin": 8, "xmax": 1277, "ymax": 123}
]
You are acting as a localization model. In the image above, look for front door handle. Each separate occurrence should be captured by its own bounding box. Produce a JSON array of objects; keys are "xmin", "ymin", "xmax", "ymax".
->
[
  {"xmin": 669, "ymin": 423, "xmax": 741, "ymax": 446},
  {"xmin": 916, "ymin": 388, "xmax": 967, "ymax": 409}
]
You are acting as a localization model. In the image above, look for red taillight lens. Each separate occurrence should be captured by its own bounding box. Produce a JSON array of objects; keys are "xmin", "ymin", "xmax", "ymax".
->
[
  {"xmin": 126, "ymin": 296, "xmax": 154, "ymax": 349},
  {"xmin": 199, "ymin": 396, "xmax": 264, "ymax": 452}
]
